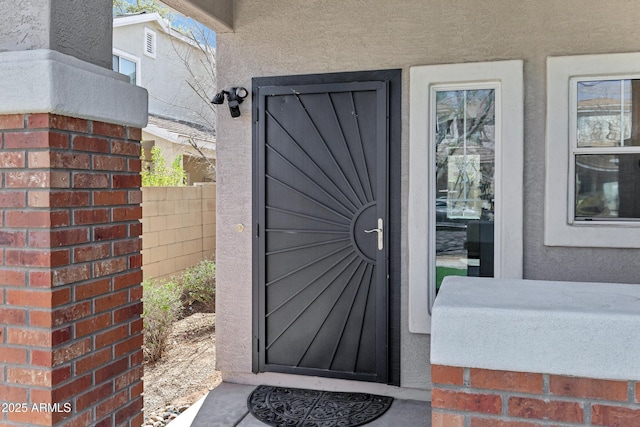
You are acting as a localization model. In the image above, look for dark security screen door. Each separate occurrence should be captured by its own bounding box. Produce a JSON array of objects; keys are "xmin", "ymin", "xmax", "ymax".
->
[{"xmin": 253, "ymin": 78, "xmax": 389, "ymax": 383}]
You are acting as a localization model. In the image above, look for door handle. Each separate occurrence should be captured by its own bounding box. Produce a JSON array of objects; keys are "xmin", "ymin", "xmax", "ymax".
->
[{"xmin": 363, "ymin": 218, "xmax": 383, "ymax": 251}]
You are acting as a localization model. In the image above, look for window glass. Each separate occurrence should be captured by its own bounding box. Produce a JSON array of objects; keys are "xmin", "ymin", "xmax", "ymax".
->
[
  {"xmin": 112, "ymin": 55, "xmax": 137, "ymax": 85},
  {"xmin": 575, "ymin": 154, "xmax": 640, "ymax": 220},
  {"xmin": 577, "ymin": 80, "xmax": 635, "ymax": 148},
  {"xmin": 435, "ymin": 89, "xmax": 495, "ymax": 290},
  {"xmin": 574, "ymin": 78, "xmax": 640, "ymax": 221},
  {"xmin": 119, "ymin": 57, "xmax": 137, "ymax": 85}
]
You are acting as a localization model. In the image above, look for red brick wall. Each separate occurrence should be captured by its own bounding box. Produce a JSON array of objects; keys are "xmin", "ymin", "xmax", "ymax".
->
[
  {"xmin": 0, "ymin": 114, "xmax": 143, "ymax": 426},
  {"xmin": 432, "ymin": 365, "xmax": 640, "ymax": 427}
]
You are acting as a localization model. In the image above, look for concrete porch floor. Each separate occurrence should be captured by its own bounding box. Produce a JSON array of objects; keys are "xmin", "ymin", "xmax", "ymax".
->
[{"xmin": 168, "ymin": 382, "xmax": 431, "ymax": 427}]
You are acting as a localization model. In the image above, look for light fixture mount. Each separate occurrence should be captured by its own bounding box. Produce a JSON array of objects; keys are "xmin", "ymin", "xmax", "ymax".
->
[{"xmin": 211, "ymin": 87, "xmax": 248, "ymax": 118}]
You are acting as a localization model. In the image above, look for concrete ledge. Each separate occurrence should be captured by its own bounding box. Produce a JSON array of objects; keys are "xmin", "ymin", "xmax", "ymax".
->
[
  {"xmin": 431, "ymin": 277, "xmax": 640, "ymax": 381},
  {"xmin": 0, "ymin": 49, "xmax": 148, "ymax": 127}
]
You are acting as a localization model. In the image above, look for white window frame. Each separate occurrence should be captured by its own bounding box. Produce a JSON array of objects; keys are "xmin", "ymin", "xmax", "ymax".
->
[
  {"xmin": 112, "ymin": 48, "xmax": 142, "ymax": 86},
  {"xmin": 409, "ymin": 60, "xmax": 524, "ymax": 334},
  {"xmin": 545, "ymin": 53, "xmax": 640, "ymax": 248},
  {"xmin": 144, "ymin": 27, "xmax": 157, "ymax": 59}
]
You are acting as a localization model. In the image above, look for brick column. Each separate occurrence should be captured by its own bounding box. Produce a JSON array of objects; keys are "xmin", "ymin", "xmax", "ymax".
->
[
  {"xmin": 431, "ymin": 365, "xmax": 640, "ymax": 427},
  {"xmin": 0, "ymin": 113, "xmax": 144, "ymax": 426}
]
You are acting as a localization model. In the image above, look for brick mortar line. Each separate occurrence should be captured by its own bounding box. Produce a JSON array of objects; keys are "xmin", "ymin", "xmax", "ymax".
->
[
  {"xmin": 433, "ymin": 384, "xmax": 640, "ymax": 410},
  {"xmin": 0, "ymin": 335, "xmax": 141, "ymax": 367},
  {"xmin": 436, "ymin": 411, "xmax": 590, "ymax": 427},
  {"xmin": 433, "ymin": 382, "xmax": 638, "ymax": 403},
  {"xmin": 0, "ymin": 221, "xmax": 140, "ymax": 231},
  {"xmin": 74, "ymin": 381, "xmax": 143, "ymax": 415},
  {"xmin": 44, "ymin": 147, "xmax": 142, "ymax": 157},
  {"xmin": 3, "ymin": 115, "xmax": 137, "ymax": 134},
  {"xmin": 543, "ymin": 373, "xmax": 550, "ymax": 394},
  {"xmin": 583, "ymin": 400, "xmax": 592, "ymax": 426},
  {"xmin": 461, "ymin": 413, "xmax": 602, "ymax": 427},
  {"xmin": 73, "ymin": 355, "xmax": 135, "ymax": 378},
  {"xmin": 0, "ymin": 266, "xmax": 139, "ymax": 298},
  {"xmin": 1, "ymin": 283, "xmax": 72, "ymax": 292}
]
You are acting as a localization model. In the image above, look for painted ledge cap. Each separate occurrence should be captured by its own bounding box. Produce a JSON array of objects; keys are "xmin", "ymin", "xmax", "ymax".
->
[
  {"xmin": 0, "ymin": 49, "xmax": 148, "ymax": 128},
  {"xmin": 431, "ymin": 276, "xmax": 640, "ymax": 381}
]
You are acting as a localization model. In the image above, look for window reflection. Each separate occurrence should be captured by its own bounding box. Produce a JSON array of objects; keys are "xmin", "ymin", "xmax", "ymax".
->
[
  {"xmin": 575, "ymin": 154, "xmax": 640, "ymax": 219},
  {"xmin": 575, "ymin": 79, "xmax": 640, "ymax": 220},
  {"xmin": 435, "ymin": 89, "xmax": 495, "ymax": 290},
  {"xmin": 577, "ymin": 80, "xmax": 632, "ymax": 148},
  {"xmin": 112, "ymin": 55, "xmax": 137, "ymax": 85}
]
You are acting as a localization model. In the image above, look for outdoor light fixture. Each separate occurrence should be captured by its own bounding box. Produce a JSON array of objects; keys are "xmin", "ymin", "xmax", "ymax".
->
[{"xmin": 211, "ymin": 87, "xmax": 248, "ymax": 118}]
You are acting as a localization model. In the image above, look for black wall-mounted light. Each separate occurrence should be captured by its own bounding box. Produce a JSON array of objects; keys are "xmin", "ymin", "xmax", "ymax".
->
[{"xmin": 211, "ymin": 87, "xmax": 248, "ymax": 118}]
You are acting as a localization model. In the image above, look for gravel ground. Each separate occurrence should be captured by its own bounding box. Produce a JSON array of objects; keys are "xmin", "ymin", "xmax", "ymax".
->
[{"xmin": 143, "ymin": 312, "xmax": 222, "ymax": 421}]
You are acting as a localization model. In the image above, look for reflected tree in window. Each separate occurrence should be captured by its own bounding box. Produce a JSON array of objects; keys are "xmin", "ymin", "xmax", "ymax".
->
[
  {"xmin": 575, "ymin": 79, "xmax": 640, "ymax": 220},
  {"xmin": 434, "ymin": 89, "xmax": 496, "ymax": 289}
]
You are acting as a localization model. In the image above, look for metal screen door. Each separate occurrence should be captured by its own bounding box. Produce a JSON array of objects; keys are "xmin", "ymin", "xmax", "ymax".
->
[{"xmin": 253, "ymin": 77, "xmax": 390, "ymax": 383}]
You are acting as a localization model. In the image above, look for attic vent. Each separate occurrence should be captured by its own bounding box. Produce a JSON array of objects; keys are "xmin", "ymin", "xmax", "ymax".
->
[{"xmin": 144, "ymin": 27, "xmax": 157, "ymax": 58}]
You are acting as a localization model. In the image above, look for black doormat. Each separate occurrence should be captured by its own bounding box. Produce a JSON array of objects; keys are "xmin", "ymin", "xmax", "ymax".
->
[{"xmin": 248, "ymin": 385, "xmax": 393, "ymax": 427}]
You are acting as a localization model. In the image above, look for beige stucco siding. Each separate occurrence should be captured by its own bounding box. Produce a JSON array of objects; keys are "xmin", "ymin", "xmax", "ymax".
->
[
  {"xmin": 214, "ymin": 0, "xmax": 640, "ymax": 392},
  {"xmin": 0, "ymin": 0, "xmax": 112, "ymax": 68}
]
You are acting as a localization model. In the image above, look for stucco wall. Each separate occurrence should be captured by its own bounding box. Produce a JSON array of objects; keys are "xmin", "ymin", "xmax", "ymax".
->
[
  {"xmin": 0, "ymin": 0, "xmax": 112, "ymax": 68},
  {"xmin": 214, "ymin": 0, "xmax": 640, "ymax": 393},
  {"xmin": 141, "ymin": 184, "xmax": 216, "ymax": 281}
]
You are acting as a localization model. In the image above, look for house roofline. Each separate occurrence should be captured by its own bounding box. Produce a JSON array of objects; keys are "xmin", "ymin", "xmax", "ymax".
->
[
  {"xmin": 114, "ymin": 12, "xmax": 167, "ymax": 29},
  {"xmin": 143, "ymin": 124, "xmax": 216, "ymax": 153},
  {"xmin": 114, "ymin": 12, "xmax": 210, "ymax": 50}
]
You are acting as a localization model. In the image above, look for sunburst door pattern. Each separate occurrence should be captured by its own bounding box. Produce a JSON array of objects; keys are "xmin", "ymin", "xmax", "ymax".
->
[{"xmin": 257, "ymin": 81, "xmax": 388, "ymax": 381}]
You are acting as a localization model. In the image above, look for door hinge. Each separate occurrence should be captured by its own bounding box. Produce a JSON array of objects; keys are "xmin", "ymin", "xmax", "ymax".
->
[{"xmin": 256, "ymin": 223, "xmax": 260, "ymax": 238}]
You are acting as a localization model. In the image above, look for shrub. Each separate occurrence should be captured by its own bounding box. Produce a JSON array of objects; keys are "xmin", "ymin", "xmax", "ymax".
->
[
  {"xmin": 141, "ymin": 146, "xmax": 186, "ymax": 187},
  {"xmin": 142, "ymin": 278, "xmax": 183, "ymax": 363},
  {"xmin": 181, "ymin": 259, "xmax": 216, "ymax": 311}
]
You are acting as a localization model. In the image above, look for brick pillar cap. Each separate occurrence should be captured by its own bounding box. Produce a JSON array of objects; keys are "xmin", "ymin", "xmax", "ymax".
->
[
  {"xmin": 431, "ymin": 277, "xmax": 640, "ymax": 381},
  {"xmin": 0, "ymin": 49, "xmax": 148, "ymax": 127}
]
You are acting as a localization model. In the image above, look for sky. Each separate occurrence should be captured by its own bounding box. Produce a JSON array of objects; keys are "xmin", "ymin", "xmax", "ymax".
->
[{"xmin": 170, "ymin": 10, "xmax": 217, "ymax": 46}]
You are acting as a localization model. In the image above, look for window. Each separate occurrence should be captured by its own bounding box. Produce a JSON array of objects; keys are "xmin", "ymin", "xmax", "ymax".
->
[
  {"xmin": 545, "ymin": 53, "xmax": 640, "ymax": 248},
  {"xmin": 409, "ymin": 60, "xmax": 523, "ymax": 333},
  {"xmin": 434, "ymin": 88, "xmax": 496, "ymax": 286},
  {"xmin": 573, "ymin": 79, "xmax": 640, "ymax": 221},
  {"xmin": 112, "ymin": 49, "xmax": 140, "ymax": 86},
  {"xmin": 144, "ymin": 27, "xmax": 157, "ymax": 58}
]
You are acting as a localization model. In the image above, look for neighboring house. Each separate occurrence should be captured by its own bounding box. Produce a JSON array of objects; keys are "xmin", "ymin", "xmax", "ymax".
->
[
  {"xmin": 4, "ymin": 2, "xmax": 640, "ymax": 426},
  {"xmin": 113, "ymin": 12, "xmax": 216, "ymax": 184},
  {"xmin": 143, "ymin": 115, "xmax": 216, "ymax": 184}
]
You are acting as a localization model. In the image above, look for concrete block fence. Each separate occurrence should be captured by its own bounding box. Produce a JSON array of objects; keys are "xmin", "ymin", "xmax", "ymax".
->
[
  {"xmin": 140, "ymin": 183, "xmax": 216, "ymax": 281},
  {"xmin": 0, "ymin": 113, "xmax": 144, "ymax": 426}
]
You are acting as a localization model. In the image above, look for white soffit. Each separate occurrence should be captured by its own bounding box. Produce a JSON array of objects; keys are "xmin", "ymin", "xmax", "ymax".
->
[
  {"xmin": 0, "ymin": 49, "xmax": 148, "ymax": 128},
  {"xmin": 143, "ymin": 125, "xmax": 216, "ymax": 151}
]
